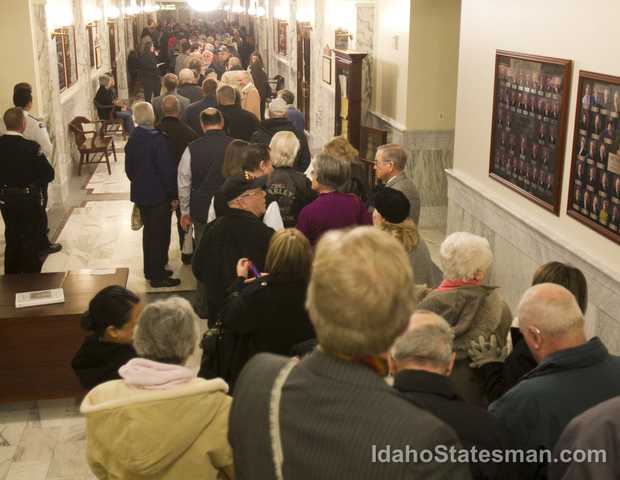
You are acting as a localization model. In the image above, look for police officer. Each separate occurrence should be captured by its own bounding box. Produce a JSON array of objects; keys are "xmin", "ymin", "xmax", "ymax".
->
[
  {"xmin": 0, "ymin": 108, "xmax": 54, "ymax": 273},
  {"xmin": 11, "ymin": 83, "xmax": 61, "ymax": 254}
]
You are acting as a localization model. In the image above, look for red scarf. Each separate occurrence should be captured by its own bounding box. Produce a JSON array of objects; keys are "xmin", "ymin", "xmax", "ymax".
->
[{"xmin": 436, "ymin": 279, "xmax": 481, "ymax": 292}]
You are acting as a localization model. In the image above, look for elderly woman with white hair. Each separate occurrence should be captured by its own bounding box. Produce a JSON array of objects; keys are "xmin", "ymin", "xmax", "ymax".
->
[
  {"xmin": 125, "ymin": 102, "xmax": 180, "ymax": 288},
  {"xmin": 94, "ymin": 74, "xmax": 133, "ymax": 135},
  {"xmin": 265, "ymin": 131, "xmax": 316, "ymax": 227},
  {"xmin": 297, "ymin": 153, "xmax": 372, "ymax": 245},
  {"xmin": 81, "ymin": 297, "xmax": 234, "ymax": 479},
  {"xmin": 416, "ymin": 231, "xmax": 512, "ymax": 406},
  {"xmin": 229, "ymin": 227, "xmax": 470, "ymax": 479}
]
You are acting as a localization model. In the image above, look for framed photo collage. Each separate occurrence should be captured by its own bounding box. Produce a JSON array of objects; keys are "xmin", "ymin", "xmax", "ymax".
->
[{"xmin": 488, "ymin": 50, "xmax": 620, "ymax": 245}]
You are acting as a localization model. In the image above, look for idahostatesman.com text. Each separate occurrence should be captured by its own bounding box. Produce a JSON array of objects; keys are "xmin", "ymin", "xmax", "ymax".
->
[{"xmin": 371, "ymin": 444, "xmax": 607, "ymax": 464}]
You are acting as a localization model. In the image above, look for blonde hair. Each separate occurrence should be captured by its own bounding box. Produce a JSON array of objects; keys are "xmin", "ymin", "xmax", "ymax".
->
[
  {"xmin": 269, "ymin": 131, "xmax": 300, "ymax": 167},
  {"xmin": 322, "ymin": 136, "xmax": 359, "ymax": 163},
  {"xmin": 265, "ymin": 228, "xmax": 312, "ymax": 281},
  {"xmin": 376, "ymin": 218, "xmax": 419, "ymax": 253},
  {"xmin": 439, "ymin": 232, "xmax": 493, "ymax": 281},
  {"xmin": 306, "ymin": 227, "xmax": 416, "ymax": 356}
]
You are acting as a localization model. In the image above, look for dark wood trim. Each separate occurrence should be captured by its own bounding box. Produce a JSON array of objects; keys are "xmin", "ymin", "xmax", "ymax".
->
[
  {"xmin": 566, "ymin": 70, "xmax": 620, "ymax": 246},
  {"xmin": 488, "ymin": 50, "xmax": 572, "ymax": 216}
]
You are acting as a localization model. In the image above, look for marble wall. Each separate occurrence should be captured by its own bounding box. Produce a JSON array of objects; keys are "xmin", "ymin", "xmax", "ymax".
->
[
  {"xmin": 366, "ymin": 111, "xmax": 454, "ymax": 228},
  {"xmin": 30, "ymin": 0, "xmax": 142, "ymax": 206},
  {"xmin": 447, "ymin": 169, "xmax": 620, "ymax": 352}
]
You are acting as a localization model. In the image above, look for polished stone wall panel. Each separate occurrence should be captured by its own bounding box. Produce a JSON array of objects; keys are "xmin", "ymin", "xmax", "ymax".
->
[{"xmin": 447, "ymin": 169, "xmax": 620, "ymax": 350}]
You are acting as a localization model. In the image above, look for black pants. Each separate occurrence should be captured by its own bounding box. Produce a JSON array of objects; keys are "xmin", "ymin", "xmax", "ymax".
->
[
  {"xmin": 39, "ymin": 183, "xmax": 50, "ymax": 249},
  {"xmin": 139, "ymin": 202, "xmax": 171, "ymax": 281},
  {"xmin": 174, "ymin": 206, "xmax": 185, "ymax": 251},
  {"xmin": 142, "ymin": 78, "xmax": 161, "ymax": 103},
  {"xmin": 1, "ymin": 198, "xmax": 43, "ymax": 274}
]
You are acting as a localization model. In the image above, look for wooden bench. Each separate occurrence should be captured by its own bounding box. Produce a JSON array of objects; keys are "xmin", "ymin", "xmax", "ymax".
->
[{"xmin": 0, "ymin": 268, "xmax": 129, "ymax": 403}]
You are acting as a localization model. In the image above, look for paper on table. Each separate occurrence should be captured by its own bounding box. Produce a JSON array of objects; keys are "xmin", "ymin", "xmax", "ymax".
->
[{"xmin": 78, "ymin": 268, "xmax": 117, "ymax": 275}]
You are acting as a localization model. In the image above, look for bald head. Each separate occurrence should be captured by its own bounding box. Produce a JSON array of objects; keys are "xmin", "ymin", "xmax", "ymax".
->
[
  {"xmin": 518, "ymin": 283, "xmax": 584, "ymax": 337},
  {"xmin": 390, "ymin": 311, "xmax": 455, "ymax": 375},
  {"xmin": 162, "ymin": 95, "xmax": 180, "ymax": 117}
]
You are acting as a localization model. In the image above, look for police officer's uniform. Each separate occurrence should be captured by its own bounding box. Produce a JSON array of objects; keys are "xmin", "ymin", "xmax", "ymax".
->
[
  {"xmin": 0, "ymin": 110, "xmax": 55, "ymax": 250},
  {"xmin": 0, "ymin": 131, "xmax": 54, "ymax": 273}
]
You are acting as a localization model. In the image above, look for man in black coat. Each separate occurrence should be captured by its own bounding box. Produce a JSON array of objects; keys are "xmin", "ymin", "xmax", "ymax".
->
[
  {"xmin": 251, "ymin": 97, "xmax": 311, "ymax": 172},
  {"xmin": 0, "ymin": 108, "xmax": 54, "ymax": 273},
  {"xmin": 157, "ymin": 95, "xmax": 198, "ymax": 263},
  {"xmin": 125, "ymin": 102, "xmax": 179, "ymax": 288},
  {"xmin": 391, "ymin": 311, "xmax": 518, "ymax": 480},
  {"xmin": 183, "ymin": 78, "xmax": 218, "ymax": 135},
  {"xmin": 192, "ymin": 175, "xmax": 274, "ymax": 326},
  {"xmin": 177, "ymin": 68, "xmax": 203, "ymax": 104},
  {"xmin": 217, "ymin": 84, "xmax": 259, "ymax": 141}
]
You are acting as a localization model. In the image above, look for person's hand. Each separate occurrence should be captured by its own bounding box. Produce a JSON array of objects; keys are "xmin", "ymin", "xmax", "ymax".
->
[
  {"xmin": 180, "ymin": 214, "xmax": 192, "ymax": 231},
  {"xmin": 236, "ymin": 258, "xmax": 251, "ymax": 278},
  {"xmin": 170, "ymin": 199, "xmax": 179, "ymax": 211},
  {"xmin": 468, "ymin": 335, "xmax": 508, "ymax": 368}
]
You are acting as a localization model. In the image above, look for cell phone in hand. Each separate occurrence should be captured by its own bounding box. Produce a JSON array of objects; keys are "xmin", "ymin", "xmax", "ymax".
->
[{"xmin": 248, "ymin": 261, "xmax": 261, "ymax": 279}]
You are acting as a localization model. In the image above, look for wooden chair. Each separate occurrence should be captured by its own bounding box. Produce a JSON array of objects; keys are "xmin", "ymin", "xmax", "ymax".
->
[
  {"xmin": 93, "ymin": 99, "xmax": 126, "ymax": 139},
  {"xmin": 68, "ymin": 116, "xmax": 117, "ymax": 176}
]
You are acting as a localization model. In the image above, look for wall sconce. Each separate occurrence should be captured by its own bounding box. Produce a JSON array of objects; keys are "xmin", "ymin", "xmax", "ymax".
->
[
  {"xmin": 296, "ymin": 6, "xmax": 313, "ymax": 24},
  {"xmin": 46, "ymin": 0, "xmax": 74, "ymax": 30},
  {"xmin": 105, "ymin": 6, "xmax": 120, "ymax": 19},
  {"xmin": 274, "ymin": 5, "xmax": 288, "ymax": 20},
  {"xmin": 335, "ymin": 28, "xmax": 352, "ymax": 50}
]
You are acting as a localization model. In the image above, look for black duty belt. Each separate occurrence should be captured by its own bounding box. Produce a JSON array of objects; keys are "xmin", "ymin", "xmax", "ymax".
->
[{"xmin": 0, "ymin": 186, "xmax": 41, "ymax": 199}]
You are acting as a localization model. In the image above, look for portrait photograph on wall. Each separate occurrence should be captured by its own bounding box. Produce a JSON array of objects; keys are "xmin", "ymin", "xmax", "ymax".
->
[
  {"xmin": 567, "ymin": 71, "xmax": 620, "ymax": 245},
  {"xmin": 489, "ymin": 50, "xmax": 572, "ymax": 215}
]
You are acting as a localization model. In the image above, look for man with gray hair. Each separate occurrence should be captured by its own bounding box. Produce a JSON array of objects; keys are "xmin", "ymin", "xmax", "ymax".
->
[
  {"xmin": 151, "ymin": 73, "xmax": 190, "ymax": 124},
  {"xmin": 250, "ymin": 97, "xmax": 311, "ymax": 171},
  {"xmin": 178, "ymin": 68, "xmax": 203, "ymax": 104},
  {"xmin": 391, "ymin": 311, "xmax": 517, "ymax": 479},
  {"xmin": 94, "ymin": 74, "xmax": 134, "ymax": 135},
  {"xmin": 125, "ymin": 102, "xmax": 180, "ymax": 288},
  {"xmin": 490, "ymin": 283, "xmax": 620, "ymax": 479},
  {"xmin": 374, "ymin": 144, "xmax": 421, "ymax": 225}
]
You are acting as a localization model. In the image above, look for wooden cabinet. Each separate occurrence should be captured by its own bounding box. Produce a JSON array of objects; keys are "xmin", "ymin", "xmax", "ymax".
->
[{"xmin": 334, "ymin": 49, "xmax": 367, "ymax": 150}]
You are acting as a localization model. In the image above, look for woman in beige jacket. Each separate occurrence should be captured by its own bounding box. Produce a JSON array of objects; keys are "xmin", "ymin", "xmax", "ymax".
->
[{"xmin": 81, "ymin": 297, "xmax": 234, "ymax": 480}]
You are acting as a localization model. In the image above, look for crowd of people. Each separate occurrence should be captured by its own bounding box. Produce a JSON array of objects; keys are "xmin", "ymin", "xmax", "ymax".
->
[{"xmin": 3, "ymin": 16, "xmax": 620, "ymax": 480}]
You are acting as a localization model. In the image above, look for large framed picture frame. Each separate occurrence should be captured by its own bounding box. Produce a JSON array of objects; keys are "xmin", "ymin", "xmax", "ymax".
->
[
  {"xmin": 567, "ymin": 71, "xmax": 620, "ymax": 244},
  {"xmin": 489, "ymin": 50, "xmax": 572, "ymax": 215}
]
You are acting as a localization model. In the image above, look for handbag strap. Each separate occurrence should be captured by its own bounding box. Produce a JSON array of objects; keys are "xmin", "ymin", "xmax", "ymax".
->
[{"xmin": 268, "ymin": 357, "xmax": 298, "ymax": 480}]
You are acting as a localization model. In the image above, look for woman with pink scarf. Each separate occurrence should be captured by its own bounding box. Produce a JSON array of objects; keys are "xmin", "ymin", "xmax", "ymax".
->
[
  {"xmin": 81, "ymin": 297, "xmax": 234, "ymax": 479},
  {"xmin": 416, "ymin": 232, "xmax": 512, "ymax": 407}
]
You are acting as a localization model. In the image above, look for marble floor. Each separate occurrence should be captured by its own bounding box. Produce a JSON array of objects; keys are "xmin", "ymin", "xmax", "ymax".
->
[{"xmin": 0, "ymin": 399, "xmax": 95, "ymax": 480}]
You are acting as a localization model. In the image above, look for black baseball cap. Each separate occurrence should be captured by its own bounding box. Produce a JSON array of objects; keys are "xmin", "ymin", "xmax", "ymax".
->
[{"xmin": 217, "ymin": 174, "xmax": 267, "ymax": 202}]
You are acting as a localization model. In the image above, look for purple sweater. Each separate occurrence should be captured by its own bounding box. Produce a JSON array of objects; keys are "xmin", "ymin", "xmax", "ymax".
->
[{"xmin": 296, "ymin": 191, "xmax": 372, "ymax": 245}]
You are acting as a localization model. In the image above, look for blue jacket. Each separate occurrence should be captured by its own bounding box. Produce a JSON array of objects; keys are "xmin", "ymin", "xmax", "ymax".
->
[
  {"xmin": 489, "ymin": 337, "xmax": 620, "ymax": 479},
  {"xmin": 125, "ymin": 126, "xmax": 177, "ymax": 206}
]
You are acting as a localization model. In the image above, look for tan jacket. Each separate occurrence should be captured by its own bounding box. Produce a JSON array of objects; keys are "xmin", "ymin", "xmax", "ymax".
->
[
  {"xmin": 241, "ymin": 84, "xmax": 261, "ymax": 120},
  {"xmin": 81, "ymin": 378, "xmax": 234, "ymax": 480},
  {"xmin": 417, "ymin": 285, "xmax": 512, "ymax": 406}
]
